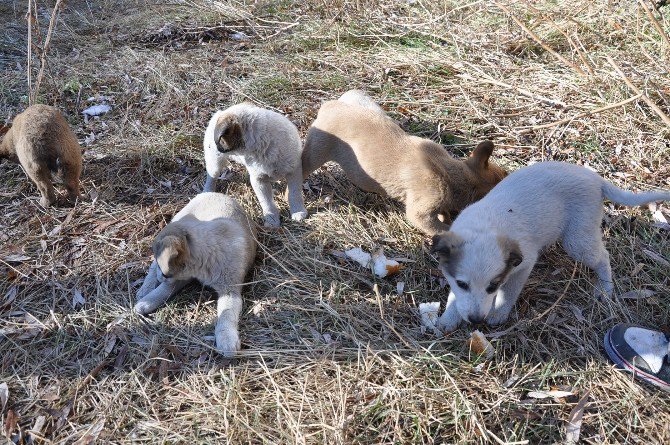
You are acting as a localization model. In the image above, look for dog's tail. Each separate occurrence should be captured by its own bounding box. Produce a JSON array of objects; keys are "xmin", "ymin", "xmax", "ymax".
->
[{"xmin": 602, "ymin": 181, "xmax": 670, "ymax": 207}]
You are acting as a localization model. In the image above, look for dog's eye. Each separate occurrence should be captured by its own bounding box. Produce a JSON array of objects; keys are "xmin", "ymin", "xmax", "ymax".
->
[
  {"xmin": 485, "ymin": 281, "xmax": 500, "ymax": 294},
  {"xmin": 456, "ymin": 280, "xmax": 469, "ymax": 291}
]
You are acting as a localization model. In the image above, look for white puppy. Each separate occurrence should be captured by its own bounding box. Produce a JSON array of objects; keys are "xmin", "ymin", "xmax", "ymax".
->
[
  {"xmin": 135, "ymin": 193, "xmax": 257, "ymax": 356},
  {"xmin": 203, "ymin": 103, "xmax": 307, "ymax": 227},
  {"xmin": 432, "ymin": 161, "xmax": 670, "ymax": 332}
]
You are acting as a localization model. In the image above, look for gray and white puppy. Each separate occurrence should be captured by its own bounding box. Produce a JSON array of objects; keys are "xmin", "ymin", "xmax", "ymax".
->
[
  {"xmin": 135, "ymin": 192, "xmax": 257, "ymax": 356},
  {"xmin": 203, "ymin": 103, "xmax": 307, "ymax": 227},
  {"xmin": 432, "ymin": 161, "xmax": 670, "ymax": 332}
]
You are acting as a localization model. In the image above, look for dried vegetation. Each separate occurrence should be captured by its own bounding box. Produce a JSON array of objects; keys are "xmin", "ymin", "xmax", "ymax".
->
[{"xmin": 1, "ymin": 0, "xmax": 669, "ymax": 443}]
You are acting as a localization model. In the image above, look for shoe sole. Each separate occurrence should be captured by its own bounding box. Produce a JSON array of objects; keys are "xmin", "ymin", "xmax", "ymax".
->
[{"xmin": 604, "ymin": 329, "xmax": 670, "ymax": 393}]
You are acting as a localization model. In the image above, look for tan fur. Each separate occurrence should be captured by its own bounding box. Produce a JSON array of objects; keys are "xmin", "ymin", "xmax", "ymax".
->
[
  {"xmin": 0, "ymin": 105, "xmax": 82, "ymax": 207},
  {"xmin": 302, "ymin": 99, "xmax": 507, "ymax": 235},
  {"xmin": 135, "ymin": 193, "xmax": 257, "ymax": 356}
]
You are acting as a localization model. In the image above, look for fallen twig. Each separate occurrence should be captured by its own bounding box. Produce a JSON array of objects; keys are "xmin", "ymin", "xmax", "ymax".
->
[
  {"xmin": 31, "ymin": 0, "xmax": 65, "ymax": 104},
  {"xmin": 518, "ymin": 93, "xmax": 644, "ymax": 134},
  {"xmin": 492, "ymin": 0, "xmax": 586, "ymax": 76},
  {"xmin": 606, "ymin": 55, "xmax": 670, "ymax": 128},
  {"xmin": 639, "ymin": 0, "xmax": 670, "ymax": 49}
]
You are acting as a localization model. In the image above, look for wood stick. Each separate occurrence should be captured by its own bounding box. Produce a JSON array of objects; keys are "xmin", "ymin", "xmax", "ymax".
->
[
  {"xmin": 492, "ymin": 0, "xmax": 586, "ymax": 76},
  {"xmin": 606, "ymin": 55, "xmax": 670, "ymax": 128},
  {"xmin": 26, "ymin": 0, "xmax": 33, "ymax": 106},
  {"xmin": 518, "ymin": 93, "xmax": 644, "ymax": 134},
  {"xmin": 521, "ymin": 0, "xmax": 595, "ymax": 75},
  {"xmin": 32, "ymin": 0, "xmax": 64, "ymax": 104},
  {"xmin": 638, "ymin": 0, "xmax": 670, "ymax": 48},
  {"xmin": 456, "ymin": 73, "xmax": 567, "ymax": 109}
]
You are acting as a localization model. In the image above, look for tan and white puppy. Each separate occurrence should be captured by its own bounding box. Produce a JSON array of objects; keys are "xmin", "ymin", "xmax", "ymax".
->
[
  {"xmin": 432, "ymin": 161, "xmax": 670, "ymax": 332},
  {"xmin": 0, "ymin": 104, "xmax": 82, "ymax": 207},
  {"xmin": 203, "ymin": 103, "xmax": 307, "ymax": 227},
  {"xmin": 135, "ymin": 192, "xmax": 257, "ymax": 356},
  {"xmin": 302, "ymin": 91, "xmax": 507, "ymax": 235}
]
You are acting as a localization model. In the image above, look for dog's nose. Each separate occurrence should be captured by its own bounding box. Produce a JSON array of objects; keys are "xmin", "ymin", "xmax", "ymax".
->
[{"xmin": 161, "ymin": 271, "xmax": 172, "ymax": 279}]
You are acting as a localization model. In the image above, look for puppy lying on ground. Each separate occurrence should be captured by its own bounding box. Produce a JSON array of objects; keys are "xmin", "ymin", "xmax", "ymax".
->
[
  {"xmin": 135, "ymin": 193, "xmax": 257, "ymax": 356},
  {"xmin": 0, "ymin": 104, "xmax": 81, "ymax": 207},
  {"xmin": 203, "ymin": 103, "xmax": 307, "ymax": 227},
  {"xmin": 432, "ymin": 161, "xmax": 670, "ymax": 332},
  {"xmin": 302, "ymin": 91, "xmax": 507, "ymax": 235}
]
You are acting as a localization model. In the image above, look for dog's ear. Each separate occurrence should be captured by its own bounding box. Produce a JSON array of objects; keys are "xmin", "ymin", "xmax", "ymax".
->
[
  {"xmin": 431, "ymin": 231, "xmax": 464, "ymax": 260},
  {"xmin": 172, "ymin": 232, "xmax": 190, "ymax": 268},
  {"xmin": 498, "ymin": 236, "xmax": 523, "ymax": 269},
  {"xmin": 154, "ymin": 231, "xmax": 190, "ymax": 270},
  {"xmin": 215, "ymin": 114, "xmax": 243, "ymax": 153},
  {"xmin": 468, "ymin": 140, "xmax": 494, "ymax": 170}
]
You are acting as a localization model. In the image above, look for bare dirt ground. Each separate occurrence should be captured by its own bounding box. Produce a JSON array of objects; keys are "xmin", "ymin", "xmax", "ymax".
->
[{"xmin": 1, "ymin": 0, "xmax": 669, "ymax": 443}]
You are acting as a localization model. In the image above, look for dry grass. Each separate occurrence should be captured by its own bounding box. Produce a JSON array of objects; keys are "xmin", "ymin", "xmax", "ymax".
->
[{"xmin": 1, "ymin": 0, "xmax": 670, "ymax": 443}]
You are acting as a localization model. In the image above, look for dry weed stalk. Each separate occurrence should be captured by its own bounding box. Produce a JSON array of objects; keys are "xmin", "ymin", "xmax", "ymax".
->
[
  {"xmin": 492, "ymin": 0, "xmax": 587, "ymax": 76},
  {"xmin": 26, "ymin": 0, "xmax": 64, "ymax": 104},
  {"xmin": 639, "ymin": 0, "xmax": 670, "ymax": 49},
  {"xmin": 606, "ymin": 55, "xmax": 670, "ymax": 128}
]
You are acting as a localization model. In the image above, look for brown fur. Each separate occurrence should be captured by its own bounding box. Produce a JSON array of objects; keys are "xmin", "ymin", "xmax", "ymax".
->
[
  {"xmin": 302, "ymin": 100, "xmax": 507, "ymax": 235},
  {"xmin": 0, "ymin": 104, "xmax": 82, "ymax": 207},
  {"xmin": 213, "ymin": 114, "xmax": 244, "ymax": 153},
  {"xmin": 153, "ymin": 226, "xmax": 191, "ymax": 279}
]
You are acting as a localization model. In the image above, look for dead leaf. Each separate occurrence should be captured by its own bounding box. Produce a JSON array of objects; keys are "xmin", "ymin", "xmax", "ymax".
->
[
  {"xmin": 0, "ymin": 382, "xmax": 8, "ymax": 411},
  {"xmin": 17, "ymin": 313, "xmax": 44, "ymax": 340},
  {"xmin": 114, "ymin": 344, "xmax": 129, "ymax": 369},
  {"xmin": 621, "ymin": 289, "xmax": 655, "ymax": 299},
  {"xmin": 642, "ymin": 249, "xmax": 670, "ymax": 268},
  {"xmin": 73, "ymin": 418, "xmax": 105, "ymax": 445},
  {"xmin": 28, "ymin": 415, "xmax": 46, "ymax": 438},
  {"xmin": 4, "ymin": 409, "xmax": 18, "ymax": 437},
  {"xmin": 72, "ymin": 288, "xmax": 86, "ymax": 308},
  {"xmin": 4, "ymin": 254, "xmax": 31, "ymax": 263},
  {"xmin": 2, "ymin": 286, "xmax": 17, "ymax": 307},
  {"xmin": 630, "ymin": 263, "xmax": 645, "ymax": 276},
  {"xmin": 48, "ymin": 225, "xmax": 62, "ymax": 237},
  {"xmin": 396, "ymin": 281, "xmax": 405, "ymax": 296},
  {"xmin": 569, "ymin": 305, "xmax": 585, "ymax": 322},
  {"xmin": 103, "ymin": 334, "xmax": 117, "ymax": 355},
  {"xmin": 565, "ymin": 390, "xmax": 590, "ymax": 444}
]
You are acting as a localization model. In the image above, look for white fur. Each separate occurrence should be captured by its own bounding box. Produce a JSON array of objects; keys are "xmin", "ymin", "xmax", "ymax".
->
[
  {"xmin": 135, "ymin": 193, "xmax": 257, "ymax": 356},
  {"xmin": 203, "ymin": 103, "xmax": 307, "ymax": 227},
  {"xmin": 338, "ymin": 90, "xmax": 386, "ymax": 115},
  {"xmin": 435, "ymin": 161, "xmax": 670, "ymax": 332}
]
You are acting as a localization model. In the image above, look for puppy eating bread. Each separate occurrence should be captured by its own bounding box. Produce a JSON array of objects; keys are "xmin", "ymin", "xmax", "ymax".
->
[
  {"xmin": 432, "ymin": 161, "xmax": 670, "ymax": 332},
  {"xmin": 302, "ymin": 91, "xmax": 506, "ymax": 235},
  {"xmin": 1, "ymin": 105, "xmax": 82, "ymax": 207},
  {"xmin": 203, "ymin": 103, "xmax": 307, "ymax": 227}
]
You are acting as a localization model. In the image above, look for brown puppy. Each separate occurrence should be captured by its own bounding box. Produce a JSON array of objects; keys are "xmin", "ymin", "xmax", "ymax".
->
[
  {"xmin": 0, "ymin": 104, "xmax": 82, "ymax": 207},
  {"xmin": 302, "ymin": 97, "xmax": 507, "ymax": 234}
]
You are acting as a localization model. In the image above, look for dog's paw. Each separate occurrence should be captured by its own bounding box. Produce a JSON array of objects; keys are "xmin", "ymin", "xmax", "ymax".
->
[
  {"xmin": 486, "ymin": 309, "xmax": 512, "ymax": 326},
  {"xmin": 436, "ymin": 310, "xmax": 462, "ymax": 333},
  {"xmin": 134, "ymin": 298, "xmax": 159, "ymax": 315},
  {"xmin": 39, "ymin": 196, "xmax": 55, "ymax": 207},
  {"xmin": 291, "ymin": 209, "xmax": 308, "ymax": 222},
  {"xmin": 263, "ymin": 214, "xmax": 281, "ymax": 228},
  {"xmin": 594, "ymin": 280, "xmax": 614, "ymax": 300},
  {"xmin": 215, "ymin": 327, "xmax": 240, "ymax": 357}
]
